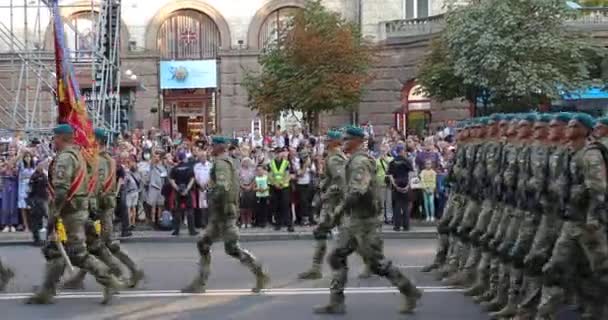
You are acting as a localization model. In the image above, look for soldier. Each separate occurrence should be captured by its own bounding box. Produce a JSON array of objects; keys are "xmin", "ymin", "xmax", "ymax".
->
[
  {"xmin": 462, "ymin": 114, "xmax": 507, "ymax": 296},
  {"xmin": 182, "ymin": 136, "xmax": 270, "ymax": 293},
  {"xmin": 27, "ymin": 124, "xmax": 125, "ymax": 305},
  {"xmin": 298, "ymin": 130, "xmax": 347, "ymax": 280},
  {"xmin": 421, "ymin": 121, "xmax": 469, "ymax": 273},
  {"xmin": 0, "ymin": 258, "xmax": 14, "ymax": 291},
  {"xmin": 514, "ymin": 113, "xmax": 572, "ymax": 320},
  {"xmin": 313, "ymin": 126, "xmax": 422, "ymax": 315},
  {"xmin": 537, "ymin": 113, "xmax": 608, "ymax": 320},
  {"xmin": 63, "ymin": 128, "xmax": 145, "ymax": 290}
]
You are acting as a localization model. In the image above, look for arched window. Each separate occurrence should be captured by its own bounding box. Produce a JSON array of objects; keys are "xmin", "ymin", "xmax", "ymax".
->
[
  {"xmin": 403, "ymin": 0, "xmax": 430, "ymax": 19},
  {"xmin": 64, "ymin": 11, "xmax": 97, "ymax": 60},
  {"xmin": 156, "ymin": 9, "xmax": 221, "ymax": 60},
  {"xmin": 258, "ymin": 7, "xmax": 301, "ymax": 50}
]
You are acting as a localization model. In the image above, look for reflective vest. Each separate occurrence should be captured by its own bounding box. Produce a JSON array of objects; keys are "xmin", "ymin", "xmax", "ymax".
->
[{"xmin": 270, "ymin": 159, "xmax": 290, "ymax": 188}]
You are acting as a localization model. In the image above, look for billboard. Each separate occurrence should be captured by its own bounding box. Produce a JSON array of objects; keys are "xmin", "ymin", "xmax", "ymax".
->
[{"xmin": 160, "ymin": 60, "xmax": 217, "ymax": 89}]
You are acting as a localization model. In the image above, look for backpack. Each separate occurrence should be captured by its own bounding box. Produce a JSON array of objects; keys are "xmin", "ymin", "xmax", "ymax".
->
[{"xmin": 158, "ymin": 210, "xmax": 173, "ymax": 230}]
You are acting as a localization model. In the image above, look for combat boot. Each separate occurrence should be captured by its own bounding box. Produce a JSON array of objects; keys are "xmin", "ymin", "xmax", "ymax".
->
[
  {"xmin": 442, "ymin": 270, "xmax": 470, "ymax": 287},
  {"xmin": 298, "ymin": 265, "xmax": 322, "ymax": 280},
  {"xmin": 128, "ymin": 269, "xmax": 145, "ymax": 288},
  {"xmin": 420, "ymin": 263, "xmax": 439, "ymax": 273},
  {"xmin": 181, "ymin": 277, "xmax": 207, "ymax": 294},
  {"xmin": 100, "ymin": 275, "xmax": 126, "ymax": 305},
  {"xmin": 62, "ymin": 269, "xmax": 87, "ymax": 290},
  {"xmin": 252, "ymin": 271, "xmax": 270, "ymax": 293},
  {"xmin": 25, "ymin": 287, "xmax": 56, "ymax": 305},
  {"xmin": 481, "ymin": 289, "xmax": 507, "ymax": 312},
  {"xmin": 463, "ymin": 281, "xmax": 487, "ymax": 297},
  {"xmin": 488, "ymin": 300, "xmax": 517, "ymax": 319},
  {"xmin": 313, "ymin": 293, "xmax": 346, "ymax": 314},
  {"xmin": 0, "ymin": 267, "xmax": 14, "ymax": 291},
  {"xmin": 399, "ymin": 288, "xmax": 423, "ymax": 314}
]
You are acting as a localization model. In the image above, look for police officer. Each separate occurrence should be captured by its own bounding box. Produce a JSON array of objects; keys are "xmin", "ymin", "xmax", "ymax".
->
[
  {"xmin": 182, "ymin": 136, "xmax": 270, "ymax": 294},
  {"xmin": 313, "ymin": 126, "xmax": 422, "ymax": 315},
  {"xmin": 27, "ymin": 124, "xmax": 125, "ymax": 305}
]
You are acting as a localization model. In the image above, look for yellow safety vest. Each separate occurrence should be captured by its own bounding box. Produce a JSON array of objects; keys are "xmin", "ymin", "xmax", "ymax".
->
[{"xmin": 270, "ymin": 159, "xmax": 290, "ymax": 188}]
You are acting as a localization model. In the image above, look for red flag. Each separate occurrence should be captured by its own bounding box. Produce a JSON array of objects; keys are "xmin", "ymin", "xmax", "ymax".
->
[{"xmin": 51, "ymin": 0, "xmax": 97, "ymax": 164}]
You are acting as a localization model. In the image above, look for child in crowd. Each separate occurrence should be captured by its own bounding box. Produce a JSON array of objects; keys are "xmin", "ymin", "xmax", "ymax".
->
[
  {"xmin": 254, "ymin": 165, "xmax": 270, "ymax": 228},
  {"xmin": 420, "ymin": 160, "xmax": 437, "ymax": 222}
]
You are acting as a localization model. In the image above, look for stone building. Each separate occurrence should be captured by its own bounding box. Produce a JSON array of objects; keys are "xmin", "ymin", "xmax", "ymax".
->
[{"xmin": 0, "ymin": 0, "xmax": 605, "ymax": 136}]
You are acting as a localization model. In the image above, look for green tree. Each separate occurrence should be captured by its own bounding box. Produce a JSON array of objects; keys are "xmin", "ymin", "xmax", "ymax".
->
[
  {"xmin": 417, "ymin": 0, "xmax": 605, "ymax": 112},
  {"xmin": 243, "ymin": 0, "xmax": 373, "ymax": 130},
  {"xmin": 578, "ymin": 0, "xmax": 607, "ymax": 6}
]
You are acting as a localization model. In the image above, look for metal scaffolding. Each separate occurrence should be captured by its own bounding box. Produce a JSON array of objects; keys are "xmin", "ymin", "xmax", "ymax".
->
[{"xmin": 0, "ymin": 0, "xmax": 122, "ymax": 136}]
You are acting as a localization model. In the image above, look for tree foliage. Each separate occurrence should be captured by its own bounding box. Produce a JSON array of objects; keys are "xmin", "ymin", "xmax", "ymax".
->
[
  {"xmin": 243, "ymin": 0, "xmax": 373, "ymax": 126},
  {"xmin": 417, "ymin": 0, "xmax": 605, "ymax": 109}
]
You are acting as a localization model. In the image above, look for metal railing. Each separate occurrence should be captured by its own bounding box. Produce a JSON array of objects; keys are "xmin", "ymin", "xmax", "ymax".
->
[{"xmin": 383, "ymin": 7, "xmax": 608, "ymax": 40}]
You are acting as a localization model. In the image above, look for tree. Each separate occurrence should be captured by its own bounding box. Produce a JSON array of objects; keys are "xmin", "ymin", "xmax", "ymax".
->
[
  {"xmin": 578, "ymin": 0, "xmax": 607, "ymax": 6},
  {"xmin": 416, "ymin": 0, "xmax": 605, "ymax": 112},
  {"xmin": 243, "ymin": 0, "xmax": 373, "ymax": 130}
]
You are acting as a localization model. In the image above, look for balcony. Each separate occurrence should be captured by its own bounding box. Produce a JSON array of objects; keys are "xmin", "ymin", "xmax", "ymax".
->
[{"xmin": 382, "ymin": 7, "xmax": 608, "ymax": 41}]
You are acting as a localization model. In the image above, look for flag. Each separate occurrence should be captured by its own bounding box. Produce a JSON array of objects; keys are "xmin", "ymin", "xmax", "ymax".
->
[{"xmin": 50, "ymin": 0, "xmax": 97, "ymax": 164}]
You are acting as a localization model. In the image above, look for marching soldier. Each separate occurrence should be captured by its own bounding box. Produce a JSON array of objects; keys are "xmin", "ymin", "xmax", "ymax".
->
[
  {"xmin": 182, "ymin": 136, "xmax": 270, "ymax": 294},
  {"xmin": 298, "ymin": 130, "xmax": 347, "ymax": 280},
  {"xmin": 27, "ymin": 124, "xmax": 125, "ymax": 305},
  {"xmin": 313, "ymin": 126, "xmax": 422, "ymax": 315},
  {"xmin": 63, "ymin": 128, "xmax": 144, "ymax": 289},
  {"xmin": 0, "ymin": 258, "xmax": 14, "ymax": 291},
  {"xmin": 537, "ymin": 113, "xmax": 608, "ymax": 320}
]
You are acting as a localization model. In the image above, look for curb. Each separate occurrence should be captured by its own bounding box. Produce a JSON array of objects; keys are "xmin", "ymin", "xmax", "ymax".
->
[{"xmin": 0, "ymin": 231, "xmax": 437, "ymax": 247}]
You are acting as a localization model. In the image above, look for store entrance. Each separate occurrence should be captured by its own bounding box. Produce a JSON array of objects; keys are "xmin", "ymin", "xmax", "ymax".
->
[
  {"xmin": 162, "ymin": 88, "xmax": 217, "ymax": 139},
  {"xmin": 176, "ymin": 115, "xmax": 206, "ymax": 140}
]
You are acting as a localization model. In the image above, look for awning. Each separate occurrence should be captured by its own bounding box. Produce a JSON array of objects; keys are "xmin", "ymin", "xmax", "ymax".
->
[{"xmin": 561, "ymin": 87, "xmax": 608, "ymax": 100}]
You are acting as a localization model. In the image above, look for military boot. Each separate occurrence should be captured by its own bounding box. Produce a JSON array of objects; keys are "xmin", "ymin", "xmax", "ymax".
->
[
  {"xmin": 313, "ymin": 293, "xmax": 346, "ymax": 314},
  {"xmin": 0, "ymin": 266, "xmax": 14, "ymax": 291},
  {"xmin": 298, "ymin": 264, "xmax": 322, "ymax": 280},
  {"xmin": 252, "ymin": 271, "xmax": 270, "ymax": 293},
  {"xmin": 463, "ymin": 280, "xmax": 487, "ymax": 297},
  {"xmin": 420, "ymin": 263, "xmax": 439, "ymax": 273},
  {"xmin": 25, "ymin": 287, "xmax": 56, "ymax": 305},
  {"xmin": 399, "ymin": 288, "xmax": 423, "ymax": 314},
  {"xmin": 62, "ymin": 269, "xmax": 87, "ymax": 290},
  {"xmin": 488, "ymin": 299, "xmax": 518, "ymax": 319},
  {"xmin": 443, "ymin": 270, "xmax": 471, "ymax": 287},
  {"xmin": 128, "ymin": 269, "xmax": 145, "ymax": 288},
  {"xmin": 181, "ymin": 277, "xmax": 207, "ymax": 294},
  {"xmin": 481, "ymin": 288, "xmax": 507, "ymax": 312}
]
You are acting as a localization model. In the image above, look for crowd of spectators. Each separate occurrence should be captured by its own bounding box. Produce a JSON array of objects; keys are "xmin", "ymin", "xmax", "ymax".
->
[{"xmin": 0, "ymin": 123, "xmax": 457, "ymax": 242}]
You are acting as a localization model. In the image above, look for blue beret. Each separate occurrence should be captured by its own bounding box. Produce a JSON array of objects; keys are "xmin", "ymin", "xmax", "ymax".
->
[
  {"xmin": 520, "ymin": 113, "xmax": 538, "ymax": 124},
  {"xmin": 94, "ymin": 128, "xmax": 107, "ymax": 141},
  {"xmin": 554, "ymin": 112, "xmax": 573, "ymax": 124},
  {"xmin": 345, "ymin": 125, "xmax": 365, "ymax": 138},
  {"xmin": 231, "ymin": 138, "xmax": 239, "ymax": 146},
  {"xmin": 326, "ymin": 130, "xmax": 342, "ymax": 140},
  {"xmin": 211, "ymin": 136, "xmax": 230, "ymax": 145},
  {"xmin": 536, "ymin": 114, "xmax": 553, "ymax": 123},
  {"xmin": 572, "ymin": 113, "xmax": 596, "ymax": 130},
  {"xmin": 596, "ymin": 117, "xmax": 608, "ymax": 127},
  {"xmin": 489, "ymin": 114, "xmax": 503, "ymax": 122},
  {"xmin": 53, "ymin": 124, "xmax": 74, "ymax": 135}
]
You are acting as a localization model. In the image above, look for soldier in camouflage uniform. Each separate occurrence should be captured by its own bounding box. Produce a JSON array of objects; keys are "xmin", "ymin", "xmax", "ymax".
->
[
  {"xmin": 444, "ymin": 117, "xmax": 490, "ymax": 287},
  {"xmin": 298, "ymin": 130, "xmax": 346, "ymax": 280},
  {"xmin": 421, "ymin": 121, "xmax": 470, "ymax": 273},
  {"xmin": 0, "ymin": 258, "xmax": 14, "ymax": 291},
  {"xmin": 537, "ymin": 114, "xmax": 608, "ymax": 320},
  {"xmin": 463, "ymin": 114, "xmax": 509, "ymax": 297},
  {"xmin": 314, "ymin": 126, "xmax": 422, "ymax": 315},
  {"xmin": 63, "ymin": 128, "xmax": 145, "ymax": 290},
  {"xmin": 27, "ymin": 124, "xmax": 125, "ymax": 305},
  {"xmin": 474, "ymin": 115, "xmax": 520, "ymax": 305},
  {"xmin": 513, "ymin": 113, "xmax": 573, "ymax": 320},
  {"xmin": 182, "ymin": 136, "xmax": 270, "ymax": 294}
]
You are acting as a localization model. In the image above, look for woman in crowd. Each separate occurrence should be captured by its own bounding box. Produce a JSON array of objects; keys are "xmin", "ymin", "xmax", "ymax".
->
[
  {"xmin": 146, "ymin": 150, "xmax": 168, "ymax": 228},
  {"xmin": 420, "ymin": 160, "xmax": 437, "ymax": 222},
  {"xmin": 239, "ymin": 157, "xmax": 256, "ymax": 228},
  {"xmin": 17, "ymin": 150, "xmax": 35, "ymax": 232},
  {"xmin": 0, "ymin": 161, "xmax": 18, "ymax": 232},
  {"xmin": 124, "ymin": 155, "xmax": 141, "ymax": 229},
  {"xmin": 254, "ymin": 164, "xmax": 270, "ymax": 228}
]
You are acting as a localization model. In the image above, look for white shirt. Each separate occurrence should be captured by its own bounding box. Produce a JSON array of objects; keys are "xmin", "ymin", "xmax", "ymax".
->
[
  {"xmin": 194, "ymin": 161, "xmax": 212, "ymax": 187},
  {"xmin": 273, "ymin": 135, "xmax": 285, "ymax": 148},
  {"xmin": 293, "ymin": 158, "xmax": 315, "ymax": 185}
]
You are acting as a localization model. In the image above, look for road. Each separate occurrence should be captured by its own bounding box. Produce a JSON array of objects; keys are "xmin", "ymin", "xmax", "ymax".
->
[{"xmin": 0, "ymin": 239, "xmax": 491, "ymax": 320}]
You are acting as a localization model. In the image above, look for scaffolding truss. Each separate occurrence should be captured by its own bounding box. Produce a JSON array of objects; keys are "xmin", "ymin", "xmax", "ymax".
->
[{"xmin": 0, "ymin": 0, "xmax": 122, "ymax": 137}]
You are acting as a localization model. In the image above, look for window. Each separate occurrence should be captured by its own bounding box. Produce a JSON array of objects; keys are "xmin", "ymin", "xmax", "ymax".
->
[
  {"xmin": 403, "ymin": 0, "xmax": 430, "ymax": 19},
  {"xmin": 258, "ymin": 7, "xmax": 301, "ymax": 50},
  {"xmin": 157, "ymin": 9, "xmax": 221, "ymax": 60}
]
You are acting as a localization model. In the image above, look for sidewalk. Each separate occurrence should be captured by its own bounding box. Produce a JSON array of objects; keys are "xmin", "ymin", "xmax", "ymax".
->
[{"xmin": 0, "ymin": 224, "xmax": 438, "ymax": 246}]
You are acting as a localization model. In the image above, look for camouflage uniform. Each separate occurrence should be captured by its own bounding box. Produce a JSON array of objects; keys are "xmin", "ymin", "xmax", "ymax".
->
[
  {"xmin": 27, "ymin": 145, "xmax": 124, "ymax": 305},
  {"xmin": 537, "ymin": 138, "xmax": 608, "ymax": 319},
  {"xmin": 182, "ymin": 153, "xmax": 269, "ymax": 293},
  {"xmin": 298, "ymin": 147, "xmax": 347, "ymax": 279},
  {"xmin": 314, "ymin": 146, "xmax": 422, "ymax": 314},
  {"xmin": 0, "ymin": 258, "xmax": 14, "ymax": 291},
  {"xmin": 63, "ymin": 150, "xmax": 144, "ymax": 289}
]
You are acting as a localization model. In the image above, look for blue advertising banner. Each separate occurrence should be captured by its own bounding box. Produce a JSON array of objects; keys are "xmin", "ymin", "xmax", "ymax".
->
[{"xmin": 160, "ymin": 60, "xmax": 217, "ymax": 89}]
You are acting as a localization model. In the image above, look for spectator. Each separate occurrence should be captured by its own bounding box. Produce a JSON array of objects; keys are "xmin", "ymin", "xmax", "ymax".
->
[
  {"xmin": 420, "ymin": 160, "xmax": 437, "ymax": 222},
  {"xmin": 146, "ymin": 150, "xmax": 167, "ymax": 228},
  {"xmin": 17, "ymin": 150, "xmax": 35, "ymax": 232},
  {"xmin": 294, "ymin": 150, "xmax": 315, "ymax": 226},
  {"xmin": 124, "ymin": 155, "xmax": 141, "ymax": 229},
  {"xmin": 376, "ymin": 144, "xmax": 393, "ymax": 224},
  {"xmin": 254, "ymin": 165, "xmax": 270, "ymax": 228},
  {"xmin": 27, "ymin": 160, "xmax": 48, "ymax": 245},
  {"xmin": 168, "ymin": 151, "xmax": 197, "ymax": 236},
  {"xmin": 387, "ymin": 144, "xmax": 413, "ymax": 231},
  {"xmin": 194, "ymin": 150, "xmax": 211, "ymax": 229},
  {"xmin": 1, "ymin": 162, "xmax": 18, "ymax": 232},
  {"xmin": 239, "ymin": 158, "xmax": 256, "ymax": 228}
]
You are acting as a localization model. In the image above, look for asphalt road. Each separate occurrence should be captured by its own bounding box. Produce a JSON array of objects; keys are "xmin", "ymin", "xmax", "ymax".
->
[{"xmin": 0, "ymin": 239, "xmax": 491, "ymax": 320}]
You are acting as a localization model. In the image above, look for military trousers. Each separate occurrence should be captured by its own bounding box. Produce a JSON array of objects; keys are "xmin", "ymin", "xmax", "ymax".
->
[
  {"xmin": 327, "ymin": 216, "xmax": 417, "ymax": 299},
  {"xmin": 193, "ymin": 213, "xmax": 264, "ymax": 286}
]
